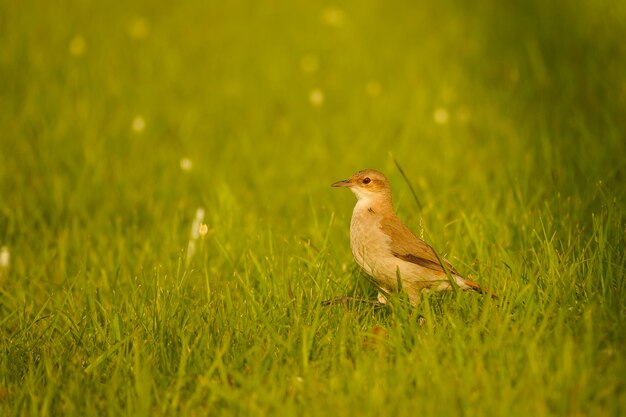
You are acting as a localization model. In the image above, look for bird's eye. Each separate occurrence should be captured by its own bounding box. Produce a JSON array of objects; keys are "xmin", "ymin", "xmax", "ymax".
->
[{"xmin": 363, "ymin": 177, "xmax": 371, "ymax": 184}]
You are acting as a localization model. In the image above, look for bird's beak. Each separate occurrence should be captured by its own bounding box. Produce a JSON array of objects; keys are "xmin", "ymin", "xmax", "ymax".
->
[{"xmin": 331, "ymin": 179, "xmax": 353, "ymax": 188}]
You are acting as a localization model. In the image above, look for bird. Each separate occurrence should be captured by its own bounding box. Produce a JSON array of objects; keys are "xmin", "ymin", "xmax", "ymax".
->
[{"xmin": 331, "ymin": 169, "xmax": 491, "ymax": 306}]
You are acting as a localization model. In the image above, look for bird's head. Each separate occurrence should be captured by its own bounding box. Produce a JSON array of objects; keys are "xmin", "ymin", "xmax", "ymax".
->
[{"xmin": 332, "ymin": 169, "xmax": 392, "ymax": 204}]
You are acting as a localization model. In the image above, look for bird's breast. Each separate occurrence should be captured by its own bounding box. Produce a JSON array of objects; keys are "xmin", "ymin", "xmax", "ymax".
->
[{"xmin": 349, "ymin": 205, "xmax": 391, "ymax": 273}]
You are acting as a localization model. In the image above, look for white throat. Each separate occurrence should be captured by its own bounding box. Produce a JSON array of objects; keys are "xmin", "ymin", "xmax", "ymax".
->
[{"xmin": 351, "ymin": 189, "xmax": 382, "ymax": 216}]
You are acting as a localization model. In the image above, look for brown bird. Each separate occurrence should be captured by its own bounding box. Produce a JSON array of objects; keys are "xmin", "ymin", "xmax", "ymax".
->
[{"xmin": 332, "ymin": 169, "xmax": 488, "ymax": 306}]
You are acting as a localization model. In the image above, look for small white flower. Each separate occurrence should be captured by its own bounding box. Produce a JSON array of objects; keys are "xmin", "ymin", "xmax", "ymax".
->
[
  {"xmin": 433, "ymin": 107, "xmax": 449, "ymax": 125},
  {"xmin": 309, "ymin": 89, "xmax": 325, "ymax": 107},
  {"xmin": 198, "ymin": 223, "xmax": 209, "ymax": 237},
  {"xmin": 132, "ymin": 116, "xmax": 146, "ymax": 133},
  {"xmin": 180, "ymin": 158, "xmax": 193, "ymax": 172},
  {"xmin": 69, "ymin": 36, "xmax": 86, "ymax": 56}
]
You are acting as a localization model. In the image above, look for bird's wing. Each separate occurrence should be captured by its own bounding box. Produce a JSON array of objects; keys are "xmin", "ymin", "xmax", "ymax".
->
[{"xmin": 380, "ymin": 216, "xmax": 459, "ymax": 275}]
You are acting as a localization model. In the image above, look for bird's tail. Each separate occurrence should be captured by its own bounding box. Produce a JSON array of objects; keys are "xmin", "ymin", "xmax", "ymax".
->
[{"xmin": 462, "ymin": 278, "xmax": 498, "ymax": 299}]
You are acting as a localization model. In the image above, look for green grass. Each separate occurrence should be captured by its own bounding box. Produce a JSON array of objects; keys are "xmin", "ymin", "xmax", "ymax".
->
[{"xmin": 1, "ymin": 0, "xmax": 626, "ymax": 415}]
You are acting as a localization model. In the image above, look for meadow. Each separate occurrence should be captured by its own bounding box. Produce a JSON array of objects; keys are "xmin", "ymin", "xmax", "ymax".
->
[{"xmin": 1, "ymin": 0, "xmax": 625, "ymax": 415}]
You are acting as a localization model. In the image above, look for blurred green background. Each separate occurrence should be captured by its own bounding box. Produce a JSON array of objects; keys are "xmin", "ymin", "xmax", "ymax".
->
[{"xmin": 1, "ymin": 0, "xmax": 626, "ymax": 415}]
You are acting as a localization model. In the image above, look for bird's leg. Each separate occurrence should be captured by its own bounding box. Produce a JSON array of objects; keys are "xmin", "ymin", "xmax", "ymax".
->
[{"xmin": 321, "ymin": 296, "xmax": 385, "ymax": 306}]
